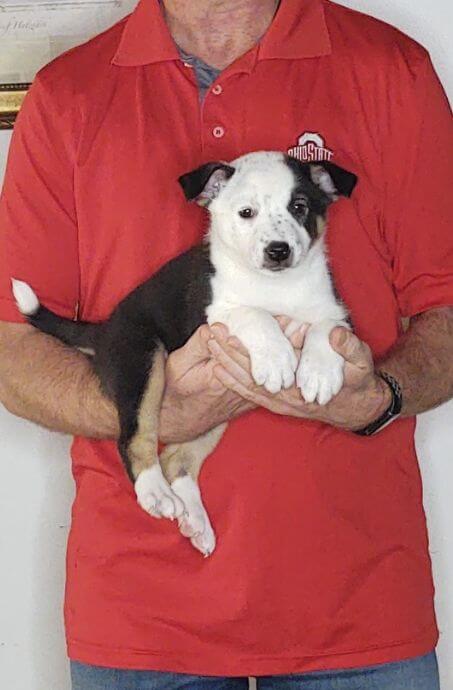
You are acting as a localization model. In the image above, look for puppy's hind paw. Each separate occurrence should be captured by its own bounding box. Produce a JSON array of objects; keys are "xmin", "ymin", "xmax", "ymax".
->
[
  {"xmin": 135, "ymin": 465, "xmax": 186, "ymax": 520},
  {"xmin": 191, "ymin": 524, "xmax": 216, "ymax": 558},
  {"xmin": 172, "ymin": 475, "xmax": 217, "ymax": 557}
]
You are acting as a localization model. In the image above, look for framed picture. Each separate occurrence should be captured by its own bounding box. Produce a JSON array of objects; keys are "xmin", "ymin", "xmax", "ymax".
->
[{"xmin": 0, "ymin": 0, "xmax": 138, "ymax": 129}]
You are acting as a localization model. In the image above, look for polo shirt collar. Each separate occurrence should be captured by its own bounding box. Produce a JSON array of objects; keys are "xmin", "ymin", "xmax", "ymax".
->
[
  {"xmin": 112, "ymin": 0, "xmax": 331, "ymax": 68},
  {"xmin": 260, "ymin": 0, "xmax": 331, "ymax": 60},
  {"xmin": 112, "ymin": 0, "xmax": 178, "ymax": 67}
]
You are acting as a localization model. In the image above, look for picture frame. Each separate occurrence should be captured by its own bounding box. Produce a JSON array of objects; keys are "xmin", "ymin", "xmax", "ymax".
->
[
  {"xmin": 0, "ymin": 0, "xmax": 137, "ymax": 129},
  {"xmin": 0, "ymin": 83, "xmax": 30, "ymax": 129}
]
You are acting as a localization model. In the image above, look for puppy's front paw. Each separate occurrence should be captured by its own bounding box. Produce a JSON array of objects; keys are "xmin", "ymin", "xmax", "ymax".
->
[
  {"xmin": 297, "ymin": 345, "xmax": 344, "ymax": 405},
  {"xmin": 249, "ymin": 336, "xmax": 298, "ymax": 394},
  {"xmin": 135, "ymin": 465, "xmax": 186, "ymax": 520}
]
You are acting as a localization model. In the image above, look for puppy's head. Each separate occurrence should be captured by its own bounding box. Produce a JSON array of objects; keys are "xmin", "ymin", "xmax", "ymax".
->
[{"xmin": 179, "ymin": 152, "xmax": 357, "ymax": 274}]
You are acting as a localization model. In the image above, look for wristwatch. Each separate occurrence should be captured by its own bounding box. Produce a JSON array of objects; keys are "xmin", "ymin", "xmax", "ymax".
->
[{"xmin": 354, "ymin": 371, "xmax": 403, "ymax": 436}]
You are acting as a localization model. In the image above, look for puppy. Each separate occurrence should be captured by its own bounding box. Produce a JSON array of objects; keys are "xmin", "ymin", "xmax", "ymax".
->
[{"xmin": 12, "ymin": 151, "xmax": 357, "ymax": 556}]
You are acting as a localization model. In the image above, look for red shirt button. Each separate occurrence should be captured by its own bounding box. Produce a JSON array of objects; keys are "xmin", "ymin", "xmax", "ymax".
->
[
  {"xmin": 212, "ymin": 84, "xmax": 223, "ymax": 95},
  {"xmin": 213, "ymin": 126, "xmax": 225, "ymax": 138}
]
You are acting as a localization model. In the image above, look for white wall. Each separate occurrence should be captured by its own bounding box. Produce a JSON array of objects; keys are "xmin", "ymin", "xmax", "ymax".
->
[
  {"xmin": 0, "ymin": 2, "xmax": 452, "ymax": 689},
  {"xmin": 337, "ymin": 3, "xmax": 453, "ymax": 689}
]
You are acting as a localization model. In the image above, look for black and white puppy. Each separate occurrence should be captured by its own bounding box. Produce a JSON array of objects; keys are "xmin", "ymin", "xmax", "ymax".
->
[{"xmin": 12, "ymin": 151, "xmax": 357, "ymax": 556}]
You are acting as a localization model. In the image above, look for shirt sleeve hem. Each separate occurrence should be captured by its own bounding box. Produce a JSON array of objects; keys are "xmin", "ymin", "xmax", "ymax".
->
[{"xmin": 398, "ymin": 286, "xmax": 453, "ymax": 318}]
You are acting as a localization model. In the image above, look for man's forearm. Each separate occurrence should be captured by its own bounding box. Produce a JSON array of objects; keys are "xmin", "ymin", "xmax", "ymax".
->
[
  {"xmin": 0, "ymin": 323, "xmax": 119, "ymax": 439},
  {"xmin": 4, "ymin": 307, "xmax": 449, "ymax": 443},
  {"xmin": 0, "ymin": 321, "xmax": 251, "ymax": 446},
  {"xmin": 377, "ymin": 306, "xmax": 453, "ymax": 417}
]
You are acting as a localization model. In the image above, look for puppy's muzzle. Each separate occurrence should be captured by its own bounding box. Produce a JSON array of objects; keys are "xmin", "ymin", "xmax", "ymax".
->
[{"xmin": 263, "ymin": 241, "xmax": 293, "ymax": 270}]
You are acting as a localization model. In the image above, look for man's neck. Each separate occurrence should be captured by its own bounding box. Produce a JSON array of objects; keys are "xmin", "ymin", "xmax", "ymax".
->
[{"xmin": 162, "ymin": 0, "xmax": 280, "ymax": 70}]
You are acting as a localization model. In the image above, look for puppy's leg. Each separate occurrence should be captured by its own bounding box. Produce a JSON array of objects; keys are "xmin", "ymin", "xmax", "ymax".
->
[
  {"xmin": 160, "ymin": 423, "xmax": 227, "ymax": 556},
  {"xmin": 297, "ymin": 319, "xmax": 350, "ymax": 405},
  {"xmin": 208, "ymin": 306, "xmax": 298, "ymax": 393},
  {"xmin": 115, "ymin": 342, "xmax": 185, "ymax": 520}
]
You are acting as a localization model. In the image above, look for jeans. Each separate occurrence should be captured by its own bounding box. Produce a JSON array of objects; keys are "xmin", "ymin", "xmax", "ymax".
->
[{"xmin": 71, "ymin": 651, "xmax": 440, "ymax": 689}]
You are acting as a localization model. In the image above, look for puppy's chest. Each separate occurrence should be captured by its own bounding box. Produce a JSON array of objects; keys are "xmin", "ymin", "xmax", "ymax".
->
[{"xmin": 206, "ymin": 265, "xmax": 343, "ymax": 324}]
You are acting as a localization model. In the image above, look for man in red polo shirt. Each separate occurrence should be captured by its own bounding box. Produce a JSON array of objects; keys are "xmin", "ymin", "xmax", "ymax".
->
[{"xmin": 0, "ymin": 0, "xmax": 452, "ymax": 688}]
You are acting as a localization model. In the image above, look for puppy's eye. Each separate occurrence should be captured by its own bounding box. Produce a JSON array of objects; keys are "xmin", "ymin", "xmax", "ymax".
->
[
  {"xmin": 238, "ymin": 207, "xmax": 256, "ymax": 219},
  {"xmin": 291, "ymin": 200, "xmax": 308, "ymax": 214}
]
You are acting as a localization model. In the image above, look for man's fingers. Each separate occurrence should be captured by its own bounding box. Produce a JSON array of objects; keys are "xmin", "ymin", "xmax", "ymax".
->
[
  {"xmin": 209, "ymin": 324, "xmax": 250, "ymax": 355},
  {"xmin": 171, "ymin": 322, "xmax": 231, "ymax": 373},
  {"xmin": 222, "ymin": 336, "xmax": 249, "ymax": 357},
  {"xmin": 207, "ymin": 337, "xmax": 252, "ymax": 385},
  {"xmin": 287, "ymin": 324, "xmax": 308, "ymax": 349},
  {"xmin": 177, "ymin": 324, "xmax": 212, "ymax": 363},
  {"xmin": 276, "ymin": 315, "xmax": 292, "ymax": 330},
  {"xmin": 275, "ymin": 316, "xmax": 308, "ymax": 349},
  {"xmin": 228, "ymin": 394, "xmax": 257, "ymax": 417},
  {"xmin": 167, "ymin": 325, "xmax": 213, "ymax": 383},
  {"xmin": 214, "ymin": 365, "xmax": 268, "ymax": 406},
  {"xmin": 215, "ymin": 365, "xmax": 311, "ymax": 418},
  {"xmin": 209, "ymin": 322, "xmax": 230, "ymax": 341},
  {"xmin": 330, "ymin": 327, "xmax": 372, "ymax": 369}
]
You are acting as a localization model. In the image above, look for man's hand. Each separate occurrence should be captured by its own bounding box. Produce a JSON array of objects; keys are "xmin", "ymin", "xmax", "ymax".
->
[
  {"xmin": 159, "ymin": 324, "xmax": 255, "ymax": 444},
  {"xmin": 208, "ymin": 324, "xmax": 391, "ymax": 431}
]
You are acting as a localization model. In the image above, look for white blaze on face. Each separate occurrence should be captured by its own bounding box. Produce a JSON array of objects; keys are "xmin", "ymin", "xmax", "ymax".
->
[{"xmin": 209, "ymin": 152, "xmax": 312, "ymax": 272}]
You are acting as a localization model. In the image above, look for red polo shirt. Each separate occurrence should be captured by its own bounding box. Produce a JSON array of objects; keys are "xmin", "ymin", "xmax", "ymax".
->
[{"xmin": 1, "ymin": 0, "xmax": 452, "ymax": 676}]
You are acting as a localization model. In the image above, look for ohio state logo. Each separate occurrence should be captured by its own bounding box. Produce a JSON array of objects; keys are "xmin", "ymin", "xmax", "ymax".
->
[{"xmin": 288, "ymin": 132, "xmax": 333, "ymax": 163}]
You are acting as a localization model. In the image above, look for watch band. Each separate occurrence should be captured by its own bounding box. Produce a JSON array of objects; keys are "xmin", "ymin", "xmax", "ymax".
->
[{"xmin": 354, "ymin": 371, "xmax": 403, "ymax": 437}]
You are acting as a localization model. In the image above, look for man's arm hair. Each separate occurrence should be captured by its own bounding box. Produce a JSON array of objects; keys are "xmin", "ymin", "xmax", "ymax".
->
[
  {"xmin": 1, "ymin": 307, "xmax": 451, "ymax": 444},
  {"xmin": 0, "ymin": 321, "xmax": 119, "ymax": 439},
  {"xmin": 0, "ymin": 321, "xmax": 253, "ymax": 447},
  {"xmin": 378, "ymin": 306, "xmax": 453, "ymax": 417}
]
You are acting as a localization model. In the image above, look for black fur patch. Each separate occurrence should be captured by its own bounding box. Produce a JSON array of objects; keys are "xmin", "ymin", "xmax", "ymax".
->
[
  {"xmin": 285, "ymin": 156, "xmax": 331, "ymax": 241},
  {"xmin": 285, "ymin": 155, "xmax": 354, "ymax": 327},
  {"xmin": 178, "ymin": 162, "xmax": 235, "ymax": 202},
  {"xmin": 23, "ymin": 244, "xmax": 216, "ymax": 481},
  {"xmin": 314, "ymin": 161, "xmax": 358, "ymax": 198}
]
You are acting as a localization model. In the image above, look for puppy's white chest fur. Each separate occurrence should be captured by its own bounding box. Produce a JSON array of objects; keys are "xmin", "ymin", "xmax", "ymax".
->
[{"xmin": 206, "ymin": 238, "xmax": 346, "ymax": 324}]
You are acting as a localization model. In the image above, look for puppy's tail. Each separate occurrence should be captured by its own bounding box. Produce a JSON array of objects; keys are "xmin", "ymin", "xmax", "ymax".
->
[{"xmin": 12, "ymin": 279, "xmax": 101, "ymax": 353}]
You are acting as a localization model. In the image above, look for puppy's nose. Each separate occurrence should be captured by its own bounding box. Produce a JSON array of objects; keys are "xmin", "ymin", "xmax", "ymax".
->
[{"xmin": 264, "ymin": 241, "xmax": 291, "ymax": 263}]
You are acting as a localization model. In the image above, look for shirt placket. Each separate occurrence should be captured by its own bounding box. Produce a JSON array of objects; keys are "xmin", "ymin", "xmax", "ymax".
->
[
  {"xmin": 201, "ymin": 77, "xmax": 229, "ymax": 159},
  {"xmin": 200, "ymin": 58, "xmax": 255, "ymax": 161}
]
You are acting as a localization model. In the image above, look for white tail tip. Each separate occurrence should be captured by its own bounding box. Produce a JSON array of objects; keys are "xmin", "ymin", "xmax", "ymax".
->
[{"xmin": 11, "ymin": 279, "xmax": 40, "ymax": 316}]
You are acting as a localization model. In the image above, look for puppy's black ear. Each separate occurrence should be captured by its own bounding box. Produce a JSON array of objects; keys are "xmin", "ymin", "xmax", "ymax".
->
[
  {"xmin": 178, "ymin": 162, "xmax": 236, "ymax": 206},
  {"xmin": 309, "ymin": 162, "xmax": 358, "ymax": 200}
]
